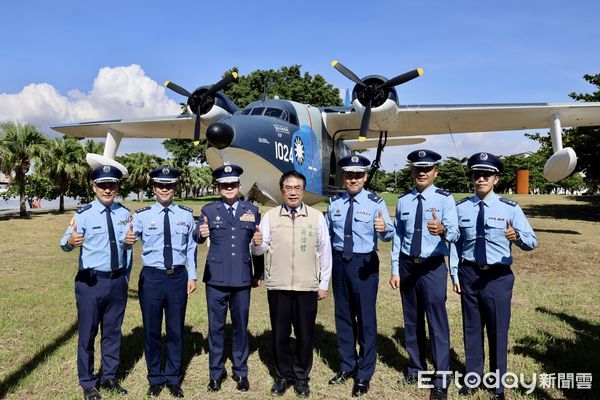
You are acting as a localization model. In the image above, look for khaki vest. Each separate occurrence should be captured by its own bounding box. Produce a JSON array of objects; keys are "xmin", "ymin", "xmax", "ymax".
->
[{"xmin": 265, "ymin": 204, "xmax": 321, "ymax": 291}]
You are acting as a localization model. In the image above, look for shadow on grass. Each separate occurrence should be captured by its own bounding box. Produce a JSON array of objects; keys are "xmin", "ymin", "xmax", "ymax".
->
[
  {"xmin": 0, "ymin": 208, "xmax": 74, "ymax": 221},
  {"xmin": 116, "ymin": 326, "xmax": 144, "ymax": 381},
  {"xmin": 524, "ymin": 202, "xmax": 600, "ymax": 222},
  {"xmin": 0, "ymin": 321, "xmax": 78, "ymax": 397},
  {"xmin": 513, "ymin": 307, "xmax": 599, "ymax": 400},
  {"xmin": 533, "ymin": 228, "xmax": 581, "ymax": 235},
  {"xmin": 127, "ymin": 288, "xmax": 139, "ymax": 300}
]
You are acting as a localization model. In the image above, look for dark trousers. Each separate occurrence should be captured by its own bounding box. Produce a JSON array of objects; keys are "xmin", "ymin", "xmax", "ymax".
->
[
  {"xmin": 75, "ymin": 270, "xmax": 127, "ymax": 389},
  {"xmin": 399, "ymin": 256, "xmax": 450, "ymax": 388},
  {"xmin": 459, "ymin": 264, "xmax": 514, "ymax": 394},
  {"xmin": 267, "ymin": 290, "xmax": 318, "ymax": 382},
  {"xmin": 206, "ymin": 284, "xmax": 251, "ymax": 380},
  {"xmin": 332, "ymin": 251, "xmax": 379, "ymax": 380},
  {"xmin": 139, "ymin": 266, "xmax": 188, "ymax": 385}
]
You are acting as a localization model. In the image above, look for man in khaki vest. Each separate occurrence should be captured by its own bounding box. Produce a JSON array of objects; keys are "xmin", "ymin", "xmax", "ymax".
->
[{"xmin": 252, "ymin": 171, "xmax": 332, "ymax": 398}]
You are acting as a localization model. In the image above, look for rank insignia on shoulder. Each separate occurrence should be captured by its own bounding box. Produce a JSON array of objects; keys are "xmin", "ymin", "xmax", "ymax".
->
[
  {"xmin": 178, "ymin": 205, "xmax": 193, "ymax": 213},
  {"xmin": 435, "ymin": 188, "xmax": 451, "ymax": 197},
  {"xmin": 399, "ymin": 189, "xmax": 411, "ymax": 199},
  {"xmin": 329, "ymin": 193, "xmax": 342, "ymax": 203},
  {"xmin": 456, "ymin": 198, "xmax": 469, "ymax": 206},
  {"xmin": 499, "ymin": 197, "xmax": 518, "ymax": 207},
  {"xmin": 115, "ymin": 202, "xmax": 129, "ymax": 211},
  {"xmin": 135, "ymin": 206, "xmax": 151, "ymax": 213},
  {"xmin": 76, "ymin": 204, "xmax": 92, "ymax": 214},
  {"xmin": 368, "ymin": 193, "xmax": 383, "ymax": 203}
]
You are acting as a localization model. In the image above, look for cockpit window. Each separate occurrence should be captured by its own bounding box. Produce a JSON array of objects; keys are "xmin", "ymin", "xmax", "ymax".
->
[
  {"xmin": 241, "ymin": 108, "xmax": 252, "ymax": 115},
  {"xmin": 250, "ymin": 107, "xmax": 265, "ymax": 115}
]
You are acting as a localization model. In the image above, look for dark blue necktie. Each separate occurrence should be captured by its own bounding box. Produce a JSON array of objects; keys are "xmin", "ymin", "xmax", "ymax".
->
[
  {"xmin": 343, "ymin": 198, "xmax": 354, "ymax": 261},
  {"xmin": 409, "ymin": 195, "xmax": 423, "ymax": 257},
  {"xmin": 475, "ymin": 201, "xmax": 487, "ymax": 265},
  {"xmin": 228, "ymin": 206, "xmax": 234, "ymax": 218},
  {"xmin": 163, "ymin": 207, "xmax": 173, "ymax": 269},
  {"xmin": 105, "ymin": 206, "xmax": 119, "ymax": 271}
]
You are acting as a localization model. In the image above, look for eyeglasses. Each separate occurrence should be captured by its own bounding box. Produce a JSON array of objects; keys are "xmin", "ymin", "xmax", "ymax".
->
[
  {"xmin": 155, "ymin": 183, "xmax": 177, "ymax": 190},
  {"xmin": 344, "ymin": 172, "xmax": 366, "ymax": 180},
  {"xmin": 95, "ymin": 182, "xmax": 117, "ymax": 190},
  {"xmin": 218, "ymin": 182, "xmax": 239, "ymax": 189},
  {"xmin": 413, "ymin": 166, "xmax": 435, "ymax": 173},
  {"xmin": 282, "ymin": 185, "xmax": 304, "ymax": 193},
  {"xmin": 470, "ymin": 171, "xmax": 496, "ymax": 180}
]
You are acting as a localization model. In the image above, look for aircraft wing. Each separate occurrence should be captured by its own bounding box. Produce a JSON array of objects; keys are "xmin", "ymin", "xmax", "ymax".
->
[
  {"xmin": 323, "ymin": 103, "xmax": 600, "ymax": 140},
  {"xmin": 51, "ymin": 115, "xmax": 197, "ymax": 139}
]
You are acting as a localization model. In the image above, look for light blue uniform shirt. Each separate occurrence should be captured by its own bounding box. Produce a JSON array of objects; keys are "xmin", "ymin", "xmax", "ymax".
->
[
  {"xmin": 60, "ymin": 199, "xmax": 132, "ymax": 273},
  {"xmin": 391, "ymin": 184, "xmax": 459, "ymax": 276},
  {"xmin": 123, "ymin": 202, "xmax": 198, "ymax": 280},
  {"xmin": 327, "ymin": 189, "xmax": 394, "ymax": 253},
  {"xmin": 449, "ymin": 192, "xmax": 537, "ymax": 284}
]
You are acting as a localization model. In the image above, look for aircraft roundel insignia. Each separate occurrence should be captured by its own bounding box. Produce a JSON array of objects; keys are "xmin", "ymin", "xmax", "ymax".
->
[
  {"xmin": 294, "ymin": 136, "xmax": 305, "ymax": 165},
  {"xmin": 162, "ymin": 167, "xmax": 170, "ymax": 175},
  {"xmin": 480, "ymin": 153, "xmax": 488, "ymax": 161},
  {"xmin": 351, "ymin": 156, "xmax": 359, "ymax": 163},
  {"xmin": 103, "ymin": 165, "xmax": 111, "ymax": 173},
  {"xmin": 418, "ymin": 150, "xmax": 426, "ymax": 158},
  {"xmin": 224, "ymin": 166, "xmax": 232, "ymax": 173}
]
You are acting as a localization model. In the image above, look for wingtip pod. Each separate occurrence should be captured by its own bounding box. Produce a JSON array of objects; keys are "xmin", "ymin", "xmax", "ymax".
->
[
  {"xmin": 417, "ymin": 68, "xmax": 424, "ymax": 76},
  {"xmin": 543, "ymin": 147, "xmax": 577, "ymax": 182}
]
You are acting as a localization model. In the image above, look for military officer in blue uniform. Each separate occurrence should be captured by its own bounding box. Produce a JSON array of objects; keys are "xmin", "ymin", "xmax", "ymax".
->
[
  {"xmin": 390, "ymin": 149, "xmax": 459, "ymax": 400},
  {"xmin": 327, "ymin": 154, "xmax": 394, "ymax": 397},
  {"xmin": 192, "ymin": 164, "xmax": 263, "ymax": 393},
  {"xmin": 60, "ymin": 165, "xmax": 131, "ymax": 400},
  {"xmin": 450, "ymin": 153, "xmax": 537, "ymax": 400},
  {"xmin": 121, "ymin": 166, "xmax": 197, "ymax": 398}
]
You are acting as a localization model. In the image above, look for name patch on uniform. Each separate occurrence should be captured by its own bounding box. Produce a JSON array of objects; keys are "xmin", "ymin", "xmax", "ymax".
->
[
  {"xmin": 356, "ymin": 210, "xmax": 371, "ymax": 216},
  {"xmin": 117, "ymin": 219, "xmax": 129, "ymax": 225},
  {"xmin": 487, "ymin": 216, "xmax": 505, "ymax": 222},
  {"xmin": 177, "ymin": 221, "xmax": 190, "ymax": 229},
  {"xmin": 240, "ymin": 211, "xmax": 255, "ymax": 222}
]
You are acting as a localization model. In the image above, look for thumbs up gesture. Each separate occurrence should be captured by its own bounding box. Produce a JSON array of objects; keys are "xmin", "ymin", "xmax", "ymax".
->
[
  {"xmin": 125, "ymin": 222, "xmax": 137, "ymax": 245},
  {"xmin": 68, "ymin": 222, "xmax": 84, "ymax": 247},
  {"xmin": 252, "ymin": 225, "xmax": 263, "ymax": 246},
  {"xmin": 374, "ymin": 209, "xmax": 386, "ymax": 233},
  {"xmin": 199, "ymin": 216, "xmax": 210, "ymax": 239},
  {"xmin": 505, "ymin": 219, "xmax": 517, "ymax": 241},
  {"xmin": 427, "ymin": 209, "xmax": 446, "ymax": 236}
]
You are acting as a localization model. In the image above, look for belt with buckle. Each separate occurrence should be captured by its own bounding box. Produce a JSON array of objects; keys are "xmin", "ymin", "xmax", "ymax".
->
[
  {"xmin": 143, "ymin": 265, "xmax": 184, "ymax": 275},
  {"xmin": 400, "ymin": 253, "xmax": 444, "ymax": 264},
  {"xmin": 82, "ymin": 268, "xmax": 125, "ymax": 278},
  {"xmin": 462, "ymin": 259, "xmax": 509, "ymax": 271}
]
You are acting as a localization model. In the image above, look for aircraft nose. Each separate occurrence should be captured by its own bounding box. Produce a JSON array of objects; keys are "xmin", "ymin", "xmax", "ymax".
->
[{"xmin": 206, "ymin": 121, "xmax": 234, "ymax": 149}]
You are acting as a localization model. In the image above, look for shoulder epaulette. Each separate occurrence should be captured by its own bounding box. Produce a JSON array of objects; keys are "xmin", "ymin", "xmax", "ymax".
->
[
  {"xmin": 456, "ymin": 198, "xmax": 469, "ymax": 206},
  {"xmin": 499, "ymin": 197, "xmax": 518, "ymax": 207},
  {"xmin": 329, "ymin": 193, "xmax": 342, "ymax": 203},
  {"xmin": 115, "ymin": 202, "xmax": 129, "ymax": 212},
  {"xmin": 368, "ymin": 192, "xmax": 383, "ymax": 204},
  {"xmin": 135, "ymin": 206, "xmax": 151, "ymax": 213},
  {"xmin": 178, "ymin": 205, "xmax": 194, "ymax": 213},
  {"xmin": 76, "ymin": 204, "xmax": 92, "ymax": 214},
  {"xmin": 399, "ymin": 189, "xmax": 411, "ymax": 199},
  {"xmin": 435, "ymin": 188, "xmax": 452, "ymax": 197}
]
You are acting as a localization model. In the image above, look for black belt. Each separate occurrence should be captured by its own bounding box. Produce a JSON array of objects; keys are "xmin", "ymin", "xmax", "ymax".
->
[
  {"xmin": 462, "ymin": 259, "xmax": 509, "ymax": 271},
  {"xmin": 80, "ymin": 268, "xmax": 125, "ymax": 278},
  {"xmin": 400, "ymin": 253, "xmax": 444, "ymax": 265},
  {"xmin": 143, "ymin": 265, "xmax": 184, "ymax": 275}
]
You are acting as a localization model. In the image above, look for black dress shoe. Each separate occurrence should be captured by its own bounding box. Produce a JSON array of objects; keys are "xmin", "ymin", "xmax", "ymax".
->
[
  {"xmin": 351, "ymin": 379, "xmax": 369, "ymax": 397},
  {"xmin": 83, "ymin": 386, "xmax": 102, "ymax": 400},
  {"xmin": 207, "ymin": 372, "xmax": 227, "ymax": 392},
  {"xmin": 101, "ymin": 379, "xmax": 128, "ymax": 395},
  {"xmin": 430, "ymin": 387, "xmax": 447, "ymax": 400},
  {"xmin": 328, "ymin": 371, "xmax": 355, "ymax": 385},
  {"xmin": 492, "ymin": 394, "xmax": 505, "ymax": 400},
  {"xmin": 294, "ymin": 381, "xmax": 310, "ymax": 397},
  {"xmin": 147, "ymin": 383, "xmax": 164, "ymax": 397},
  {"xmin": 234, "ymin": 375, "xmax": 250, "ymax": 392},
  {"xmin": 167, "ymin": 384, "xmax": 184, "ymax": 398},
  {"xmin": 271, "ymin": 377, "xmax": 293, "ymax": 396},
  {"xmin": 401, "ymin": 368, "xmax": 418, "ymax": 385},
  {"xmin": 458, "ymin": 385, "xmax": 478, "ymax": 396}
]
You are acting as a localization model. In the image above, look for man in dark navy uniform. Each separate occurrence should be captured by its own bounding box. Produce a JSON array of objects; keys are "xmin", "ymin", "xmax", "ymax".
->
[
  {"xmin": 60, "ymin": 165, "xmax": 131, "ymax": 400},
  {"xmin": 193, "ymin": 163, "xmax": 263, "ymax": 392}
]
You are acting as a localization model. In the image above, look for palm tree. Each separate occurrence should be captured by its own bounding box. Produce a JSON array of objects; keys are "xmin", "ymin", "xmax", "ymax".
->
[
  {"xmin": 122, "ymin": 152, "xmax": 160, "ymax": 201},
  {"xmin": 0, "ymin": 122, "xmax": 48, "ymax": 217},
  {"xmin": 40, "ymin": 137, "xmax": 86, "ymax": 212}
]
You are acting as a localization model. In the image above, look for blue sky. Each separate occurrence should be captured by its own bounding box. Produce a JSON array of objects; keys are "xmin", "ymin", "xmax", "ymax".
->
[{"xmin": 1, "ymin": 0, "xmax": 599, "ymax": 170}]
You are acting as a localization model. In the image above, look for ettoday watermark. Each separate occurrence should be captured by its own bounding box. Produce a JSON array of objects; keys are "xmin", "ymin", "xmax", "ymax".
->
[{"xmin": 417, "ymin": 370, "xmax": 593, "ymax": 394}]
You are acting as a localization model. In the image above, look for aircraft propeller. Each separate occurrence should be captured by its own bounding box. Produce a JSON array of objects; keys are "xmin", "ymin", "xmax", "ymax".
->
[
  {"xmin": 165, "ymin": 72, "xmax": 238, "ymax": 145},
  {"xmin": 331, "ymin": 61, "xmax": 423, "ymax": 141}
]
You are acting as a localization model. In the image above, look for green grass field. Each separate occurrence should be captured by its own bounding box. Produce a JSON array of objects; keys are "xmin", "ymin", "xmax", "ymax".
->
[{"xmin": 0, "ymin": 194, "xmax": 598, "ymax": 399}]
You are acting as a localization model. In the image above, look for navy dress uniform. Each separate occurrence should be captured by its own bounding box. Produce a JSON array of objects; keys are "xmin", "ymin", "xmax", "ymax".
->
[
  {"xmin": 390, "ymin": 150, "xmax": 459, "ymax": 392},
  {"xmin": 327, "ymin": 155, "xmax": 395, "ymax": 389},
  {"xmin": 450, "ymin": 153, "xmax": 536, "ymax": 398},
  {"xmin": 122, "ymin": 167, "xmax": 197, "ymax": 393},
  {"xmin": 60, "ymin": 165, "xmax": 132, "ymax": 397},
  {"xmin": 192, "ymin": 164, "xmax": 262, "ymax": 390}
]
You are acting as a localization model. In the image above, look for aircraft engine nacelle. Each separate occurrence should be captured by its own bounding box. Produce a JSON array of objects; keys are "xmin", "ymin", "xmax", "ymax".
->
[
  {"xmin": 352, "ymin": 75, "xmax": 399, "ymax": 129},
  {"xmin": 543, "ymin": 147, "xmax": 577, "ymax": 182},
  {"xmin": 186, "ymin": 88, "xmax": 239, "ymax": 120}
]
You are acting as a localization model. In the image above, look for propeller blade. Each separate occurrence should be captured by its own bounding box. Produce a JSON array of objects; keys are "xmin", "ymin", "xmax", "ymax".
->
[
  {"xmin": 164, "ymin": 81, "xmax": 192, "ymax": 97},
  {"xmin": 331, "ymin": 60, "xmax": 366, "ymax": 87},
  {"xmin": 193, "ymin": 105, "xmax": 201, "ymax": 145},
  {"xmin": 359, "ymin": 99, "xmax": 372, "ymax": 142},
  {"xmin": 378, "ymin": 68, "xmax": 423, "ymax": 89},
  {"xmin": 207, "ymin": 72, "xmax": 238, "ymax": 95}
]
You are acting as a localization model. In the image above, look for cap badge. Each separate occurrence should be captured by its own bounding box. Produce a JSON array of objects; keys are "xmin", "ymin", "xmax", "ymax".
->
[
  {"xmin": 162, "ymin": 167, "xmax": 170, "ymax": 175},
  {"xmin": 418, "ymin": 150, "xmax": 426, "ymax": 158},
  {"xmin": 224, "ymin": 166, "xmax": 232, "ymax": 173},
  {"xmin": 103, "ymin": 165, "xmax": 111, "ymax": 173},
  {"xmin": 351, "ymin": 156, "xmax": 359, "ymax": 163},
  {"xmin": 480, "ymin": 153, "xmax": 488, "ymax": 161}
]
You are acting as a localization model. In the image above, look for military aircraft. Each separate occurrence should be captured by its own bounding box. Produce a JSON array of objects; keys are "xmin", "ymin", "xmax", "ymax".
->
[{"xmin": 51, "ymin": 62, "xmax": 600, "ymax": 205}]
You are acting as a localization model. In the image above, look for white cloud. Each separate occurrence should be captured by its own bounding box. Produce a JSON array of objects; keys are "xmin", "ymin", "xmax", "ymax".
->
[{"xmin": 0, "ymin": 64, "xmax": 180, "ymax": 130}]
